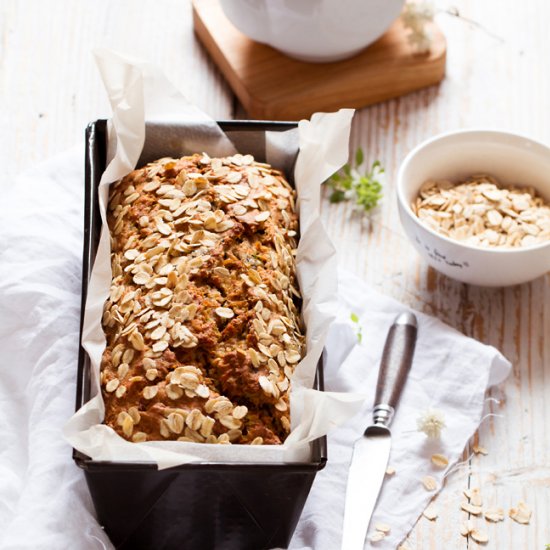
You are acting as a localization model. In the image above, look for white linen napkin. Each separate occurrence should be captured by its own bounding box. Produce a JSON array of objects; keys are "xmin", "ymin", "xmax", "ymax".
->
[
  {"xmin": 0, "ymin": 149, "xmax": 112, "ymax": 549},
  {"xmin": 290, "ymin": 269, "xmax": 510, "ymax": 550},
  {"xmin": 0, "ymin": 151, "xmax": 510, "ymax": 549}
]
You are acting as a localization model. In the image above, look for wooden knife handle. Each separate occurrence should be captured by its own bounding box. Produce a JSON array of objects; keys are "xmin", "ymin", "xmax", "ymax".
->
[{"xmin": 373, "ymin": 312, "xmax": 418, "ymax": 426}]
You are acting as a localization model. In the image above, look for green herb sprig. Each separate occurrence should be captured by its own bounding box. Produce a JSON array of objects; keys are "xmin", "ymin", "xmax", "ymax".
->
[
  {"xmin": 350, "ymin": 312, "xmax": 363, "ymax": 344},
  {"xmin": 325, "ymin": 148, "xmax": 384, "ymax": 213}
]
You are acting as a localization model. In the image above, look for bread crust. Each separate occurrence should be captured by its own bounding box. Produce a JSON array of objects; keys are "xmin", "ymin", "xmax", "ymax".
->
[{"xmin": 100, "ymin": 153, "xmax": 303, "ymax": 445}]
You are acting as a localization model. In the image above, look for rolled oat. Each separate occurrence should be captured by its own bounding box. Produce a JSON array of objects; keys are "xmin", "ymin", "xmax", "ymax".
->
[{"xmin": 412, "ymin": 175, "xmax": 550, "ymax": 248}]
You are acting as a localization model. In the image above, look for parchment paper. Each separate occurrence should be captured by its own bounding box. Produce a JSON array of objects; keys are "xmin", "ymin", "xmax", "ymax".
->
[{"xmin": 64, "ymin": 49, "xmax": 366, "ymax": 468}]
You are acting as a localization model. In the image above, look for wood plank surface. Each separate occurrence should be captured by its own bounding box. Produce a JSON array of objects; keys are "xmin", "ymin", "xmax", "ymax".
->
[
  {"xmin": 1, "ymin": 0, "xmax": 549, "ymax": 549},
  {"xmin": 0, "ymin": 0, "xmax": 234, "ymax": 179}
]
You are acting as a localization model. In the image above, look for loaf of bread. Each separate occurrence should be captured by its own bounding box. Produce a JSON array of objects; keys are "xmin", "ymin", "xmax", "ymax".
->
[{"xmin": 100, "ymin": 153, "xmax": 304, "ymax": 445}]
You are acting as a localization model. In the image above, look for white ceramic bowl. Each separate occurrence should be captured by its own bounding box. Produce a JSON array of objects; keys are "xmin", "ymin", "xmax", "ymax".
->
[
  {"xmin": 219, "ymin": 0, "xmax": 405, "ymax": 63},
  {"xmin": 397, "ymin": 130, "xmax": 550, "ymax": 287}
]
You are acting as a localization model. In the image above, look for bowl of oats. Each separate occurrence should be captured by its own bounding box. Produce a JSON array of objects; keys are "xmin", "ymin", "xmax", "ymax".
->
[{"xmin": 397, "ymin": 129, "xmax": 550, "ymax": 286}]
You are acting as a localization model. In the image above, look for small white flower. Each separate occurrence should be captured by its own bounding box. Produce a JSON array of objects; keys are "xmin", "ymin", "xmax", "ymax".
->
[
  {"xmin": 401, "ymin": 1, "xmax": 435, "ymax": 53},
  {"xmin": 417, "ymin": 407, "xmax": 446, "ymax": 438}
]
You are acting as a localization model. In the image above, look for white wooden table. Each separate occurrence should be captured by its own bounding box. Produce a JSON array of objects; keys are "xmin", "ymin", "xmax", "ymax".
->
[{"xmin": 2, "ymin": 0, "xmax": 549, "ymax": 548}]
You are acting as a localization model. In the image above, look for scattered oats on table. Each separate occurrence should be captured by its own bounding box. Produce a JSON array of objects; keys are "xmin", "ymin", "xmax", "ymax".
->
[
  {"xmin": 473, "ymin": 443, "xmax": 489, "ymax": 455},
  {"xmin": 460, "ymin": 519, "xmax": 489, "ymax": 543},
  {"xmin": 470, "ymin": 527, "xmax": 489, "ymax": 544},
  {"xmin": 423, "ymin": 501, "xmax": 438, "ymax": 520},
  {"xmin": 509, "ymin": 500, "xmax": 532, "ymax": 524},
  {"xmin": 412, "ymin": 174, "xmax": 550, "ymax": 248},
  {"xmin": 464, "ymin": 487, "xmax": 483, "ymax": 507},
  {"xmin": 484, "ymin": 507, "xmax": 505, "ymax": 522},
  {"xmin": 430, "ymin": 453, "xmax": 449, "ymax": 468},
  {"xmin": 461, "ymin": 501, "xmax": 483, "ymax": 516},
  {"xmin": 460, "ymin": 519, "xmax": 475, "ymax": 537},
  {"xmin": 374, "ymin": 523, "xmax": 391, "ymax": 534},
  {"xmin": 422, "ymin": 475, "xmax": 438, "ymax": 491},
  {"xmin": 368, "ymin": 531, "xmax": 386, "ymax": 543}
]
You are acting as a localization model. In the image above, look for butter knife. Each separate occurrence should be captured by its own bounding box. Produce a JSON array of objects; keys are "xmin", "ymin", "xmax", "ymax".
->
[{"xmin": 341, "ymin": 312, "xmax": 418, "ymax": 550}]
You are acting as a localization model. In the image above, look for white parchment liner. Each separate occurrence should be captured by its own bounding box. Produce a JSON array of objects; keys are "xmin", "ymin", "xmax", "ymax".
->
[{"xmin": 64, "ymin": 50, "xmax": 366, "ymax": 468}]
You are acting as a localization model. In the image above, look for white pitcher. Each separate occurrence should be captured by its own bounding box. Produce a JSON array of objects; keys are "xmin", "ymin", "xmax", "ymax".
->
[{"xmin": 220, "ymin": 0, "xmax": 406, "ymax": 63}]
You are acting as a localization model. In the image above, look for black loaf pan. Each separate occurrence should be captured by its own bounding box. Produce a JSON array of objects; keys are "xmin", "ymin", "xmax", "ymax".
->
[{"xmin": 74, "ymin": 119, "xmax": 327, "ymax": 550}]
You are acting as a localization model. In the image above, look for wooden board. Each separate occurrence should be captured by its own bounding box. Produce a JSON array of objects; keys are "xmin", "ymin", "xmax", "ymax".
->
[{"xmin": 192, "ymin": 0, "xmax": 446, "ymax": 120}]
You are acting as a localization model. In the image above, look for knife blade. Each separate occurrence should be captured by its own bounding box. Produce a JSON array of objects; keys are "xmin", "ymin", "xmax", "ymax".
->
[{"xmin": 341, "ymin": 312, "xmax": 418, "ymax": 550}]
